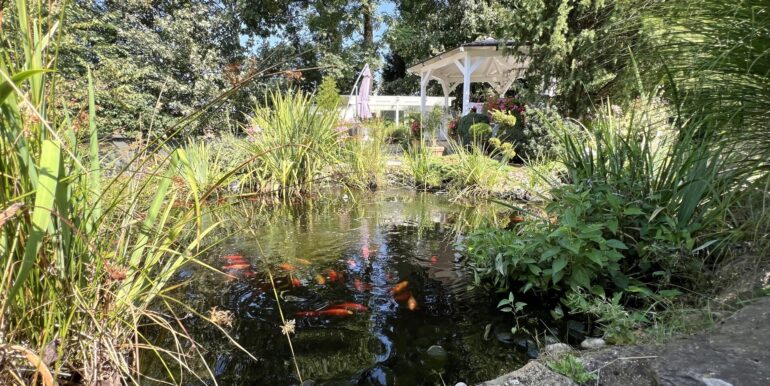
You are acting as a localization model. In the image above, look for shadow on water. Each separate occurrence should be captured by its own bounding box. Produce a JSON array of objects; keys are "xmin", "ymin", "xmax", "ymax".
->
[{"xmin": 144, "ymin": 189, "xmax": 543, "ymax": 385}]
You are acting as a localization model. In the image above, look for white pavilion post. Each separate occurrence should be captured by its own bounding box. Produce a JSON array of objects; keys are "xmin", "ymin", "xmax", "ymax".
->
[
  {"xmin": 419, "ymin": 69, "xmax": 432, "ymax": 119},
  {"xmin": 439, "ymin": 79, "xmax": 451, "ymax": 140},
  {"xmin": 457, "ymin": 54, "xmax": 482, "ymax": 115},
  {"xmin": 395, "ymin": 97, "xmax": 400, "ymax": 127}
]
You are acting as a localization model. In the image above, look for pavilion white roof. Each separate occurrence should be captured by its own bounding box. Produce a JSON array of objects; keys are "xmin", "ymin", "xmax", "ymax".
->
[{"xmin": 406, "ymin": 38, "xmax": 531, "ymax": 115}]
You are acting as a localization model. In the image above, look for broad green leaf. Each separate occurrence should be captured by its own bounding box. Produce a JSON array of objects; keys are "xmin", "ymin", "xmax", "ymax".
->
[
  {"xmin": 7, "ymin": 140, "xmax": 60, "ymax": 303},
  {"xmin": 586, "ymin": 250, "xmax": 605, "ymax": 267},
  {"xmin": 87, "ymin": 68, "xmax": 102, "ymax": 224},
  {"xmin": 552, "ymin": 256, "xmax": 568, "ymax": 275},
  {"xmin": 606, "ymin": 239, "xmax": 628, "ymax": 250},
  {"xmin": 623, "ymin": 207, "xmax": 644, "ymax": 216},
  {"xmin": 540, "ymin": 247, "xmax": 561, "ymax": 260}
]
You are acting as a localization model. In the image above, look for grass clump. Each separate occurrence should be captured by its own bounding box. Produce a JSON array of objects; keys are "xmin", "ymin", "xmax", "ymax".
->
[
  {"xmin": 244, "ymin": 90, "xmax": 341, "ymax": 198},
  {"xmin": 547, "ymin": 354, "xmax": 597, "ymax": 384}
]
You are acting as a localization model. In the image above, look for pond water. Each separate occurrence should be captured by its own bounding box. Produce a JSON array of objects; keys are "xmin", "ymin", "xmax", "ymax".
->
[{"xmin": 145, "ymin": 190, "xmax": 546, "ymax": 385}]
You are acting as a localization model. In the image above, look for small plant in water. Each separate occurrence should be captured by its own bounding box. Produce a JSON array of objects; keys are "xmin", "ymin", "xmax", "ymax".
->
[{"xmin": 498, "ymin": 292, "xmax": 527, "ymax": 334}]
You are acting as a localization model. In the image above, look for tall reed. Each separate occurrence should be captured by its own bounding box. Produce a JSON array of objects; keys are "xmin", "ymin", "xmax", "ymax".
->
[
  {"xmin": 244, "ymin": 90, "xmax": 341, "ymax": 198},
  {"xmin": 0, "ymin": 1, "xmax": 251, "ymax": 383}
]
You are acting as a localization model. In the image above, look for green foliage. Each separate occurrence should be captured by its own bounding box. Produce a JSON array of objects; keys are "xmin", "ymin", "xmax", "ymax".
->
[
  {"xmin": 316, "ymin": 76, "xmax": 342, "ymax": 112},
  {"xmin": 423, "ymin": 105, "xmax": 444, "ymax": 144},
  {"xmin": 547, "ymin": 354, "xmax": 597, "ymax": 384},
  {"xmin": 457, "ymin": 112, "xmax": 490, "ymax": 144},
  {"xmin": 245, "ymin": 90, "xmax": 341, "ymax": 198},
  {"xmin": 0, "ymin": 2, "xmax": 251, "ymax": 380},
  {"xmin": 490, "ymin": 0, "xmax": 651, "ymax": 116},
  {"xmin": 469, "ymin": 122, "xmax": 493, "ymax": 143},
  {"xmin": 445, "ymin": 141, "xmax": 509, "ymax": 197},
  {"xmin": 564, "ymin": 291, "xmax": 651, "ymax": 344},
  {"xmin": 402, "ymin": 145, "xmax": 443, "ymax": 189},
  {"xmin": 57, "ymin": 0, "xmax": 242, "ymax": 136}
]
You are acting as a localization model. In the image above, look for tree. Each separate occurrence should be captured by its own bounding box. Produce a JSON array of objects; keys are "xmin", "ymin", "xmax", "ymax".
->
[
  {"xmin": 489, "ymin": 0, "xmax": 651, "ymax": 116},
  {"xmin": 239, "ymin": 0, "xmax": 382, "ymax": 93},
  {"xmin": 316, "ymin": 76, "xmax": 342, "ymax": 112},
  {"xmin": 57, "ymin": 0, "xmax": 243, "ymax": 136}
]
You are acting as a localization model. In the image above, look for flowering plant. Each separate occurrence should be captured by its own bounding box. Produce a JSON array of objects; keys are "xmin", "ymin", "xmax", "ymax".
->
[
  {"xmin": 484, "ymin": 96, "xmax": 526, "ymax": 116},
  {"xmin": 410, "ymin": 119, "xmax": 421, "ymax": 138},
  {"xmin": 447, "ymin": 116, "xmax": 460, "ymax": 137}
]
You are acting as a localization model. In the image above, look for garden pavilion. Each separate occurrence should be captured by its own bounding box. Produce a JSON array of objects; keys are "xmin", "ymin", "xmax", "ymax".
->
[{"xmin": 406, "ymin": 38, "xmax": 532, "ymax": 118}]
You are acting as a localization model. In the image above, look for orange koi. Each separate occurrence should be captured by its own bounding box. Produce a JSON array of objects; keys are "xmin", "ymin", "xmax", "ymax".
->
[
  {"xmin": 291, "ymin": 278, "xmax": 302, "ymax": 287},
  {"xmin": 329, "ymin": 302, "xmax": 368, "ymax": 312},
  {"xmin": 394, "ymin": 291, "xmax": 411, "ymax": 302},
  {"xmin": 315, "ymin": 274, "xmax": 326, "ymax": 285},
  {"xmin": 278, "ymin": 263, "xmax": 297, "ymax": 271},
  {"xmin": 328, "ymin": 269, "xmax": 344, "ymax": 282},
  {"xmin": 430, "ymin": 255, "xmax": 438, "ymax": 265},
  {"xmin": 223, "ymin": 263, "xmax": 251, "ymax": 270},
  {"xmin": 222, "ymin": 254, "xmax": 244, "ymax": 261},
  {"xmin": 295, "ymin": 310, "xmax": 320, "ymax": 318},
  {"xmin": 390, "ymin": 280, "xmax": 409, "ymax": 294},
  {"xmin": 319, "ymin": 308, "xmax": 353, "ymax": 317},
  {"xmin": 408, "ymin": 296, "xmax": 418, "ymax": 311},
  {"xmin": 512, "ymin": 215, "xmax": 525, "ymax": 223}
]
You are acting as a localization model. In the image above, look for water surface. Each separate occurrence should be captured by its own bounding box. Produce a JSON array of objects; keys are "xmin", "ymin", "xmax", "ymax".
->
[{"xmin": 147, "ymin": 190, "xmax": 536, "ymax": 385}]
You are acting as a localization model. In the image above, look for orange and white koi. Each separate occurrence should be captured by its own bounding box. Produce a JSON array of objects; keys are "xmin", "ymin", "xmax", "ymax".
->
[
  {"xmin": 223, "ymin": 263, "xmax": 251, "ymax": 270},
  {"xmin": 390, "ymin": 280, "xmax": 409, "ymax": 294},
  {"xmin": 315, "ymin": 274, "xmax": 326, "ymax": 285},
  {"xmin": 278, "ymin": 263, "xmax": 297, "ymax": 271},
  {"xmin": 319, "ymin": 308, "xmax": 353, "ymax": 317},
  {"xmin": 407, "ymin": 296, "xmax": 418, "ymax": 311},
  {"xmin": 430, "ymin": 255, "xmax": 438, "ymax": 265},
  {"xmin": 329, "ymin": 302, "xmax": 368, "ymax": 312}
]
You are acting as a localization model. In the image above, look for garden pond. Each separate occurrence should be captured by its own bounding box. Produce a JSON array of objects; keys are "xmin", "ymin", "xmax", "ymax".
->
[{"xmin": 144, "ymin": 189, "xmax": 586, "ymax": 385}]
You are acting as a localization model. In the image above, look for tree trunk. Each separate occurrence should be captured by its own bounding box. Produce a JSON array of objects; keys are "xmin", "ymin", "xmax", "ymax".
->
[{"xmin": 362, "ymin": 1, "xmax": 373, "ymax": 49}]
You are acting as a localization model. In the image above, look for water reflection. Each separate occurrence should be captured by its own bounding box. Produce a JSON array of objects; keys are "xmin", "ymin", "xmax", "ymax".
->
[{"xmin": 145, "ymin": 189, "xmax": 527, "ymax": 385}]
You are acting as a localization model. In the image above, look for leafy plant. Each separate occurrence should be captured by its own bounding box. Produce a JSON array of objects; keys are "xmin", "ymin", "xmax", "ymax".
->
[
  {"xmin": 547, "ymin": 354, "xmax": 597, "ymax": 384},
  {"xmin": 498, "ymin": 292, "xmax": 527, "ymax": 334},
  {"xmin": 564, "ymin": 291, "xmax": 652, "ymax": 345},
  {"xmin": 457, "ymin": 112, "xmax": 490, "ymax": 145},
  {"xmin": 423, "ymin": 105, "xmax": 444, "ymax": 145}
]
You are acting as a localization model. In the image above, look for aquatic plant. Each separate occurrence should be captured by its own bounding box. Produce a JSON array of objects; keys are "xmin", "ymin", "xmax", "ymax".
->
[
  {"xmin": 0, "ymin": 2, "xmax": 271, "ymax": 383},
  {"xmin": 245, "ymin": 90, "xmax": 342, "ymax": 198},
  {"xmin": 402, "ymin": 145, "xmax": 443, "ymax": 190}
]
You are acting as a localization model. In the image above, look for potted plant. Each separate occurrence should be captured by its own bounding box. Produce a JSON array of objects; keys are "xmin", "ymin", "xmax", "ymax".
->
[{"xmin": 423, "ymin": 105, "xmax": 445, "ymax": 156}]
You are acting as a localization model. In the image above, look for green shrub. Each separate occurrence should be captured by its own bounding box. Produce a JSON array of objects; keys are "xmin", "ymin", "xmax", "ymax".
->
[
  {"xmin": 469, "ymin": 122, "xmax": 493, "ymax": 143},
  {"xmin": 457, "ymin": 112, "xmax": 490, "ymax": 144}
]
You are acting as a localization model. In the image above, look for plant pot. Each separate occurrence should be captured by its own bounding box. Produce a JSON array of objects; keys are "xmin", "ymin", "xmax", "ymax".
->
[{"xmin": 427, "ymin": 146, "xmax": 445, "ymax": 156}]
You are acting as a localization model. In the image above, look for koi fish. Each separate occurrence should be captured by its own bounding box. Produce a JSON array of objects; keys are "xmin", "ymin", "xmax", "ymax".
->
[
  {"xmin": 407, "ymin": 296, "xmax": 418, "ymax": 311},
  {"xmin": 362, "ymin": 245, "xmax": 370, "ymax": 259},
  {"xmin": 242, "ymin": 271, "xmax": 256, "ymax": 278},
  {"xmin": 347, "ymin": 259, "xmax": 358, "ymax": 269},
  {"xmin": 393, "ymin": 291, "xmax": 411, "ymax": 302},
  {"xmin": 430, "ymin": 255, "xmax": 438, "ymax": 265},
  {"xmin": 390, "ymin": 280, "xmax": 409, "ymax": 294},
  {"xmin": 385, "ymin": 273, "xmax": 392, "ymax": 281},
  {"xmin": 223, "ymin": 263, "xmax": 251, "ymax": 270},
  {"xmin": 319, "ymin": 309, "xmax": 353, "ymax": 317},
  {"xmin": 327, "ymin": 269, "xmax": 343, "ymax": 282},
  {"xmin": 329, "ymin": 302, "xmax": 368, "ymax": 312},
  {"xmin": 278, "ymin": 263, "xmax": 297, "ymax": 271},
  {"xmin": 512, "ymin": 216, "xmax": 525, "ymax": 223},
  {"xmin": 296, "ymin": 258, "xmax": 312, "ymax": 266},
  {"xmin": 291, "ymin": 278, "xmax": 302, "ymax": 287},
  {"xmin": 222, "ymin": 254, "xmax": 244, "ymax": 261},
  {"xmin": 354, "ymin": 278, "xmax": 364, "ymax": 292},
  {"xmin": 315, "ymin": 274, "xmax": 326, "ymax": 285},
  {"xmin": 295, "ymin": 310, "xmax": 320, "ymax": 318}
]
